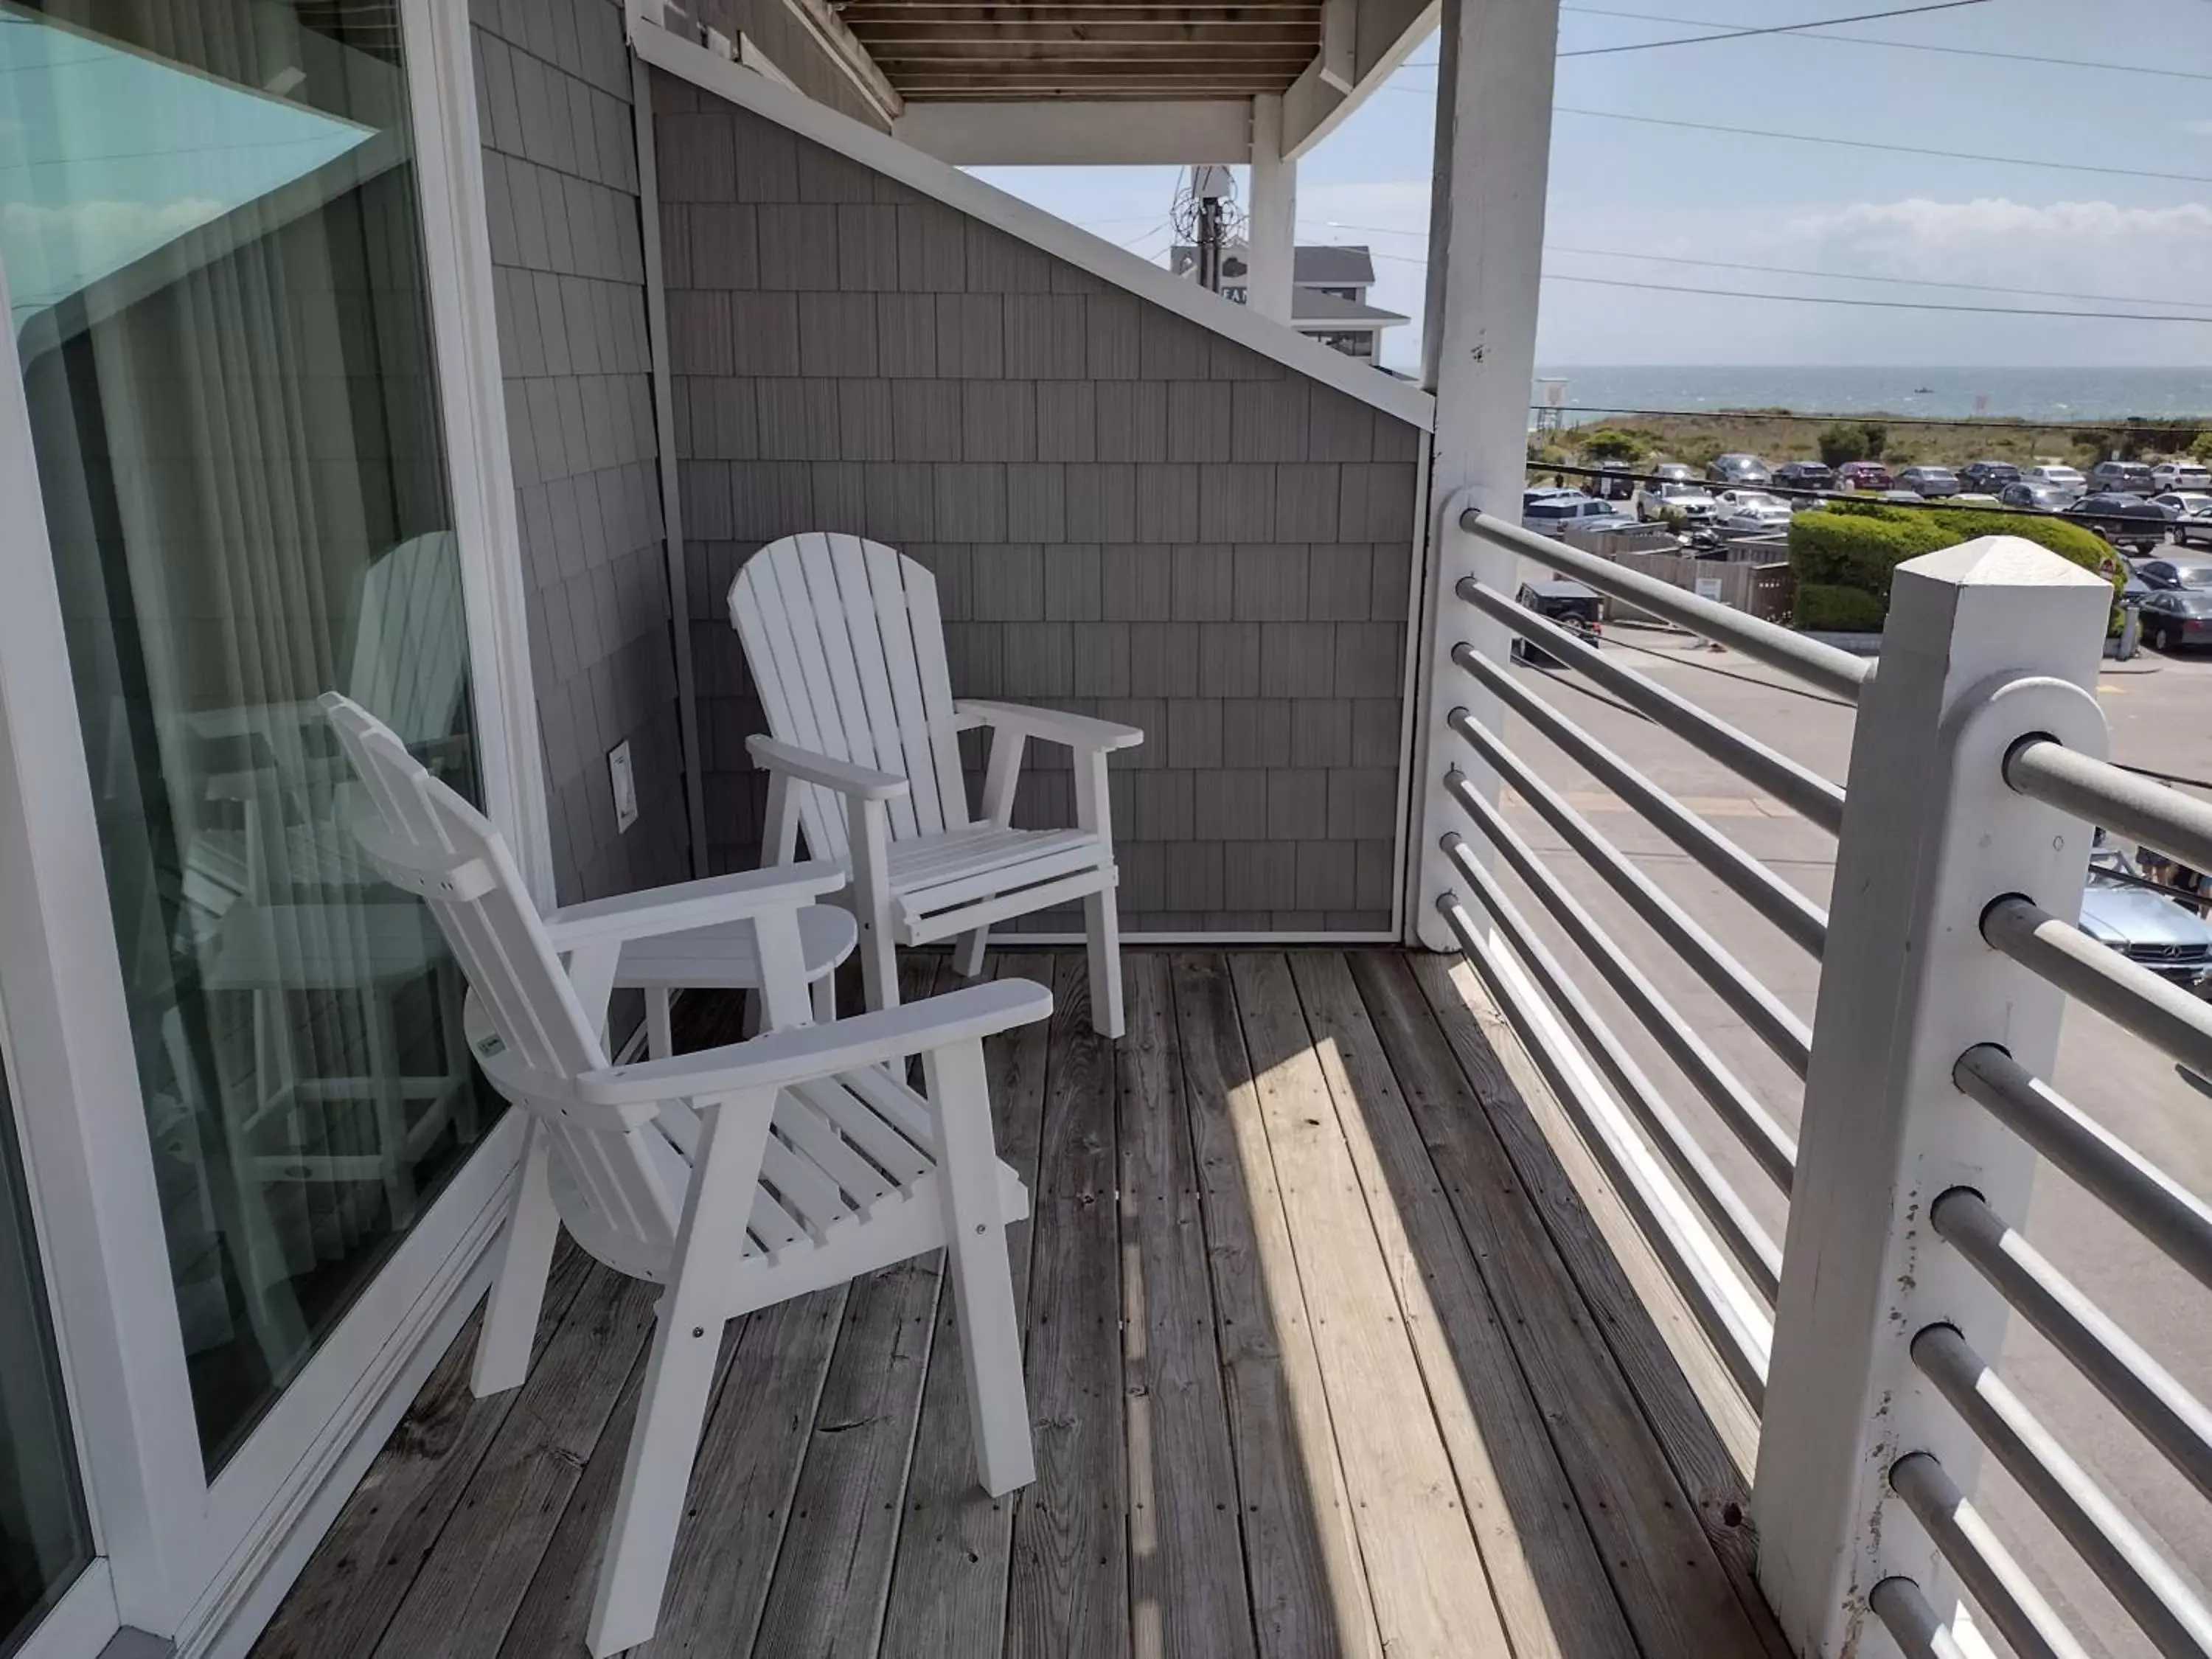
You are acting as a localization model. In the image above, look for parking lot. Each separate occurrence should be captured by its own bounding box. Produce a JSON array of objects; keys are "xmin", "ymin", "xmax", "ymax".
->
[{"xmin": 1482, "ymin": 605, "xmax": 2212, "ymax": 1659}]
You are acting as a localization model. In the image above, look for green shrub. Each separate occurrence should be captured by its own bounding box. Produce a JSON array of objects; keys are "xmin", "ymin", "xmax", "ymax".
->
[
  {"xmin": 1579, "ymin": 427, "xmax": 1646, "ymax": 462},
  {"xmin": 1795, "ymin": 583, "xmax": 1888, "ymax": 632},
  {"xmin": 1817, "ymin": 420, "xmax": 1888, "ymax": 466},
  {"xmin": 1787, "ymin": 501, "xmax": 2122, "ymax": 633},
  {"xmin": 2192, "ymin": 431, "xmax": 2212, "ymax": 465}
]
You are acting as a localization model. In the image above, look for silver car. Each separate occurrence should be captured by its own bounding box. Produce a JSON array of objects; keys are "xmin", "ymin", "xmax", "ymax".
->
[{"xmin": 2079, "ymin": 845, "xmax": 2212, "ymax": 990}]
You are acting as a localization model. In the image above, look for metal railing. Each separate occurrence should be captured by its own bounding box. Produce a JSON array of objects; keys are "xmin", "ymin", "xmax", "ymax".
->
[{"xmin": 1430, "ymin": 505, "xmax": 2212, "ymax": 1659}]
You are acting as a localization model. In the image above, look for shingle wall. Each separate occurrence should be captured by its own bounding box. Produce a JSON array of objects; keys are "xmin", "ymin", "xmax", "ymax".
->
[
  {"xmin": 472, "ymin": 0, "xmax": 690, "ymax": 905},
  {"xmin": 685, "ymin": 0, "xmax": 894, "ymax": 131},
  {"xmin": 657, "ymin": 85, "xmax": 1422, "ymax": 933}
]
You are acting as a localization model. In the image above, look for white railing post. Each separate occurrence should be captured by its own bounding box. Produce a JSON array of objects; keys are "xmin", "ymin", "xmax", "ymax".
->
[
  {"xmin": 1754, "ymin": 538, "xmax": 2115, "ymax": 1654},
  {"xmin": 1406, "ymin": 0, "xmax": 1560, "ymax": 948}
]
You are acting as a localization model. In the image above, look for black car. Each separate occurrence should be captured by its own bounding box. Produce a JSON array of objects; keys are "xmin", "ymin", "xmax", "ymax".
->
[
  {"xmin": 2140, "ymin": 586, "xmax": 2212, "ymax": 651},
  {"xmin": 2087, "ymin": 460, "xmax": 2157, "ymax": 496},
  {"xmin": 1512, "ymin": 579, "xmax": 1601, "ymax": 667},
  {"xmin": 1959, "ymin": 460, "xmax": 2022, "ymax": 493},
  {"xmin": 2064, "ymin": 493, "xmax": 2169, "ymax": 552},
  {"xmin": 1773, "ymin": 460, "xmax": 1834, "ymax": 493},
  {"xmin": 1998, "ymin": 481, "xmax": 2073, "ymax": 511}
]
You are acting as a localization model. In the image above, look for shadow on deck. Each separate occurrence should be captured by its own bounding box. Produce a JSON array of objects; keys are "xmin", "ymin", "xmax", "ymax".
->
[{"xmin": 251, "ymin": 950, "xmax": 1790, "ymax": 1659}]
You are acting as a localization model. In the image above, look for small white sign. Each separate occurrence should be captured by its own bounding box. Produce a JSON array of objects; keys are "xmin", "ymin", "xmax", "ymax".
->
[
  {"xmin": 609, "ymin": 740, "xmax": 639, "ymax": 833},
  {"xmin": 1694, "ymin": 577, "xmax": 1726, "ymax": 604}
]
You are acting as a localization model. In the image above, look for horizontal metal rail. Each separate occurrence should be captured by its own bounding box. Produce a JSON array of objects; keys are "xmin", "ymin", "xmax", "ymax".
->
[
  {"xmin": 1459, "ymin": 507, "xmax": 1874, "ymax": 703},
  {"xmin": 1930, "ymin": 1189, "xmax": 2212, "ymax": 1503},
  {"xmin": 1954, "ymin": 1046, "xmax": 2212, "ymax": 1293},
  {"xmin": 1456, "ymin": 575, "xmax": 1848, "ymax": 833},
  {"xmin": 1444, "ymin": 770, "xmax": 1798, "ymax": 1190},
  {"xmin": 1449, "ymin": 713, "xmax": 1815, "ymax": 1077},
  {"xmin": 1981, "ymin": 897, "xmax": 2212, "ymax": 1082},
  {"xmin": 1868, "ymin": 1577, "xmax": 1976, "ymax": 1659},
  {"xmin": 1441, "ymin": 837, "xmax": 1784, "ymax": 1298},
  {"xmin": 1438, "ymin": 894, "xmax": 1772, "ymax": 1403},
  {"xmin": 1889, "ymin": 1452, "xmax": 2090, "ymax": 1659},
  {"xmin": 1452, "ymin": 641, "xmax": 1829, "ymax": 958},
  {"xmin": 2007, "ymin": 737, "xmax": 2212, "ymax": 876},
  {"xmin": 1912, "ymin": 1325, "xmax": 2212, "ymax": 1659}
]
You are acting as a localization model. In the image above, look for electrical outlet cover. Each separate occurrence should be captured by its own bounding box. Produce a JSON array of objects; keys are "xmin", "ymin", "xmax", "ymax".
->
[{"xmin": 609, "ymin": 740, "xmax": 638, "ymax": 832}]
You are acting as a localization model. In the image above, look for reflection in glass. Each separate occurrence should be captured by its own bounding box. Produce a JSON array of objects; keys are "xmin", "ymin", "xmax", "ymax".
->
[
  {"xmin": 0, "ymin": 1038, "xmax": 91, "ymax": 1655},
  {"xmin": 0, "ymin": 1, "xmax": 499, "ymax": 1467}
]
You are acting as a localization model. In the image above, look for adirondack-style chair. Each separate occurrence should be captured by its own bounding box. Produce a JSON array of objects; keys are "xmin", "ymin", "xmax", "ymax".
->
[
  {"xmin": 319, "ymin": 692, "xmax": 1046, "ymax": 1658},
  {"xmin": 729, "ymin": 532, "xmax": 1143, "ymax": 1037}
]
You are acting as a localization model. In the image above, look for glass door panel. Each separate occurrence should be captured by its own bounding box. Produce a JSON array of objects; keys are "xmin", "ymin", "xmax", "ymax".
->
[
  {"xmin": 0, "ymin": 0, "xmax": 500, "ymax": 1470},
  {"xmin": 0, "ymin": 1032, "xmax": 91, "ymax": 1657}
]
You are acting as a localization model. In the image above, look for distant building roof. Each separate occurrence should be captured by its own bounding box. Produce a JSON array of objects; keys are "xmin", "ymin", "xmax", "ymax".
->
[
  {"xmin": 1293, "ymin": 288, "xmax": 1408, "ymax": 328},
  {"xmin": 1168, "ymin": 241, "xmax": 1381, "ymax": 291}
]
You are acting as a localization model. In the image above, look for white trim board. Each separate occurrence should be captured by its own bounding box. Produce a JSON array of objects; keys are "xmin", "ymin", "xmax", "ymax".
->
[
  {"xmin": 629, "ymin": 18, "xmax": 1436, "ymax": 433},
  {"xmin": 894, "ymin": 100, "xmax": 1253, "ymax": 166},
  {"xmin": 1286, "ymin": 0, "xmax": 1439, "ymax": 160}
]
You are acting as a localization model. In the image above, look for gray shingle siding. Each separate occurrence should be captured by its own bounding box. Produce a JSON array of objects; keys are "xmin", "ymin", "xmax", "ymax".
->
[
  {"xmin": 661, "ymin": 88, "xmax": 1419, "ymax": 933},
  {"xmin": 476, "ymin": 0, "xmax": 688, "ymax": 907}
]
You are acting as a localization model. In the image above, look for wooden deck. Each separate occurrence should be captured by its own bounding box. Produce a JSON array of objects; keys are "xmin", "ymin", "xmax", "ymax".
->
[{"xmin": 251, "ymin": 950, "xmax": 1789, "ymax": 1659}]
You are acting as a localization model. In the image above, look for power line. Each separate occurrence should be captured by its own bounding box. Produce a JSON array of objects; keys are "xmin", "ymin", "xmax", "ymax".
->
[
  {"xmin": 1305, "ymin": 222, "xmax": 2212, "ymax": 313},
  {"xmin": 1544, "ymin": 272, "xmax": 2212, "ymax": 322},
  {"xmin": 1555, "ymin": 0, "xmax": 1988, "ymax": 57},
  {"xmin": 1554, "ymin": 4, "xmax": 2212, "ymax": 83}
]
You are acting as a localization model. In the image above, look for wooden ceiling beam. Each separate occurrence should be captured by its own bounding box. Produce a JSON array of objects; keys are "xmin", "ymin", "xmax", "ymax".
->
[{"xmin": 852, "ymin": 22, "xmax": 1321, "ymax": 43}]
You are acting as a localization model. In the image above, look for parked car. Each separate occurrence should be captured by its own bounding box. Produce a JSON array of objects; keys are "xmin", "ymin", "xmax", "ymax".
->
[
  {"xmin": 2132, "ymin": 552, "xmax": 2212, "ymax": 590},
  {"xmin": 1638, "ymin": 482, "xmax": 1719, "ymax": 523},
  {"xmin": 1648, "ymin": 462, "xmax": 1698, "ymax": 487},
  {"xmin": 2152, "ymin": 462, "xmax": 2212, "ymax": 493},
  {"xmin": 1714, "ymin": 490, "xmax": 1794, "ymax": 533},
  {"xmin": 1959, "ymin": 460, "xmax": 2022, "ymax": 493},
  {"xmin": 1834, "ymin": 460, "xmax": 1893, "ymax": 490},
  {"xmin": 1997, "ymin": 481, "xmax": 2074, "ymax": 511},
  {"xmin": 1896, "ymin": 465, "xmax": 1962, "ymax": 498},
  {"xmin": 2151, "ymin": 493, "xmax": 2212, "ymax": 547},
  {"xmin": 1511, "ymin": 579, "xmax": 1601, "ymax": 667},
  {"xmin": 2079, "ymin": 841, "xmax": 2212, "ymax": 987},
  {"xmin": 1523, "ymin": 493, "xmax": 1622, "ymax": 534},
  {"xmin": 1585, "ymin": 462, "xmax": 1638, "ymax": 503},
  {"xmin": 2063, "ymin": 493, "xmax": 2168, "ymax": 552},
  {"xmin": 1773, "ymin": 460, "xmax": 1835, "ymax": 493},
  {"xmin": 1706, "ymin": 452, "xmax": 1772, "ymax": 486},
  {"xmin": 2140, "ymin": 586, "xmax": 2212, "ymax": 653},
  {"xmin": 2023, "ymin": 463, "xmax": 2087, "ymax": 497},
  {"xmin": 2086, "ymin": 460, "xmax": 2157, "ymax": 495}
]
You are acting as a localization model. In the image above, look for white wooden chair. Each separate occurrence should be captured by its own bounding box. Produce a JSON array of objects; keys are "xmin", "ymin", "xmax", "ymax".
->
[
  {"xmin": 319, "ymin": 692, "xmax": 1046, "ymax": 1658},
  {"xmin": 728, "ymin": 532, "xmax": 1143, "ymax": 1037}
]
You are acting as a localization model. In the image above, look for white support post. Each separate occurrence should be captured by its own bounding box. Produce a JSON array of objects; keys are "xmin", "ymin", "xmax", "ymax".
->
[
  {"xmin": 1754, "ymin": 538, "xmax": 2115, "ymax": 1655},
  {"xmin": 1406, "ymin": 0, "xmax": 1561, "ymax": 948},
  {"xmin": 1246, "ymin": 94, "xmax": 1297, "ymax": 325}
]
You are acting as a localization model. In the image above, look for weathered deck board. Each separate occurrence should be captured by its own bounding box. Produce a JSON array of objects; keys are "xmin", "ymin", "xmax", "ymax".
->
[
  {"xmin": 1004, "ymin": 956, "xmax": 1129, "ymax": 1659},
  {"xmin": 1116, "ymin": 954, "xmax": 1253, "ymax": 1659},
  {"xmin": 258, "ymin": 950, "xmax": 1784, "ymax": 1659},
  {"xmin": 1286, "ymin": 950, "xmax": 1641, "ymax": 1659}
]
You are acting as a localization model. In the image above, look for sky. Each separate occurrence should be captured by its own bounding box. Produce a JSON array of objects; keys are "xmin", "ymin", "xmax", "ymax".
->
[{"xmin": 973, "ymin": 0, "xmax": 2212, "ymax": 373}]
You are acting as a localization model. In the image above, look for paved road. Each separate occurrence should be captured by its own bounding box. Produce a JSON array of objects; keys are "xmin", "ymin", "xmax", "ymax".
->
[{"xmin": 1480, "ymin": 608, "xmax": 2212, "ymax": 1658}]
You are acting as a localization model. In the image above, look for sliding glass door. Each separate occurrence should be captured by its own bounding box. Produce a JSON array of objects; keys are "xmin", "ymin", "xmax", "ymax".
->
[
  {"xmin": 0, "ymin": 0, "xmax": 498, "ymax": 1470},
  {"xmin": 0, "ymin": 1029, "xmax": 90, "ymax": 1658}
]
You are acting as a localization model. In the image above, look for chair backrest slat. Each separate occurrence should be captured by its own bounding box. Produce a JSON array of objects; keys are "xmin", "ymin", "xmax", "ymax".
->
[
  {"xmin": 321, "ymin": 694, "xmax": 685, "ymax": 1263},
  {"xmin": 729, "ymin": 535, "xmax": 970, "ymax": 855},
  {"xmin": 347, "ymin": 532, "xmax": 470, "ymax": 751}
]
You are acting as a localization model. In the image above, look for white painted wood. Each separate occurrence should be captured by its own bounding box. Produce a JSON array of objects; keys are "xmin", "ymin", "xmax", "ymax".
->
[
  {"xmin": 1319, "ymin": 0, "xmax": 1357, "ymax": 92},
  {"xmin": 731, "ymin": 535, "xmax": 1139, "ymax": 1037},
  {"xmin": 892, "ymin": 98, "xmax": 1253, "ymax": 166},
  {"xmin": 1408, "ymin": 0, "xmax": 1562, "ymax": 949},
  {"xmin": 1246, "ymin": 94, "xmax": 1297, "ymax": 325},
  {"xmin": 1755, "ymin": 539, "xmax": 2117, "ymax": 1657},
  {"xmin": 10, "ymin": 1556, "xmax": 116, "ymax": 1659},
  {"xmin": 321, "ymin": 692, "xmax": 1046, "ymax": 1656},
  {"xmin": 776, "ymin": 0, "xmax": 903, "ymax": 121},
  {"xmin": 632, "ymin": 20, "xmax": 1434, "ymax": 431},
  {"xmin": 1283, "ymin": 0, "xmax": 1438, "ymax": 160}
]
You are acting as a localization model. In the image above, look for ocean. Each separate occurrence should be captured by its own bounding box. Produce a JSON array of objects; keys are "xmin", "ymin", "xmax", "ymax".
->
[{"xmin": 1534, "ymin": 366, "xmax": 2212, "ymax": 425}]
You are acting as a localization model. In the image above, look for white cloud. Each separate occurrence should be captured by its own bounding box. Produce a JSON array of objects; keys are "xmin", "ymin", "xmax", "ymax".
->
[{"xmin": 2180, "ymin": 119, "xmax": 2212, "ymax": 138}]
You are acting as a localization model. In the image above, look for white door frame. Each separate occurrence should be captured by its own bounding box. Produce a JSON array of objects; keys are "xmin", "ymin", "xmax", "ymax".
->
[{"xmin": 0, "ymin": 1, "xmax": 539, "ymax": 1650}]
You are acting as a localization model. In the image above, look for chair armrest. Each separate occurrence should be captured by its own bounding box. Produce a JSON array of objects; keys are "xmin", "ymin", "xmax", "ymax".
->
[
  {"xmin": 575, "ymin": 978, "xmax": 1054, "ymax": 1106},
  {"xmin": 746, "ymin": 735, "xmax": 909, "ymax": 801},
  {"xmin": 542, "ymin": 859, "xmax": 849, "ymax": 949},
  {"xmin": 954, "ymin": 700, "xmax": 1145, "ymax": 754}
]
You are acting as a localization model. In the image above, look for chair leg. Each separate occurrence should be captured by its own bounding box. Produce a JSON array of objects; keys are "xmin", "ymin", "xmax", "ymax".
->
[
  {"xmin": 951, "ymin": 925, "xmax": 988, "ymax": 980},
  {"xmin": 645, "ymin": 988, "xmax": 674, "ymax": 1059},
  {"xmin": 470, "ymin": 1118, "xmax": 560, "ymax": 1397},
  {"xmin": 587, "ymin": 1304, "xmax": 724, "ymax": 1658},
  {"xmin": 922, "ymin": 1039, "xmax": 1035, "ymax": 1497},
  {"xmin": 856, "ymin": 912, "xmax": 900, "ymax": 1015},
  {"xmin": 811, "ymin": 970, "xmax": 836, "ymax": 1024},
  {"xmin": 1083, "ymin": 888, "xmax": 1124, "ymax": 1040}
]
